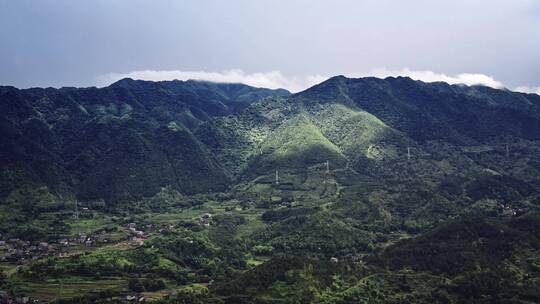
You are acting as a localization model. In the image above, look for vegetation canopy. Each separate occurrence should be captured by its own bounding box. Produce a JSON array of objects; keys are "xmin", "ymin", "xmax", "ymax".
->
[{"xmin": 1, "ymin": 76, "xmax": 540, "ymax": 303}]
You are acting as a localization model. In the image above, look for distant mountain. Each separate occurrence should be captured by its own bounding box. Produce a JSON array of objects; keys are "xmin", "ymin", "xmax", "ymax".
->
[
  {"xmin": 0, "ymin": 79, "xmax": 289, "ymax": 203},
  {"xmin": 1, "ymin": 75, "xmax": 540, "ymax": 210},
  {"xmin": 298, "ymin": 76, "xmax": 540, "ymax": 142},
  {"xmin": 197, "ymin": 76, "xmax": 540, "ymax": 233},
  {"xmin": 202, "ymin": 76, "xmax": 540, "ymax": 178}
]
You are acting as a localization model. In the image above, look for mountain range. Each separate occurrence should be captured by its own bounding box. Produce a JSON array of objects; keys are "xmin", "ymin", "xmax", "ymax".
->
[
  {"xmin": 2, "ymin": 76, "xmax": 539, "ymax": 204},
  {"xmin": 1, "ymin": 76, "xmax": 540, "ymax": 303}
]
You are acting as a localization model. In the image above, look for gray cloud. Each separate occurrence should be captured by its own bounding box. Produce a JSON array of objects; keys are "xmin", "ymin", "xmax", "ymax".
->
[{"xmin": 1, "ymin": 0, "xmax": 539, "ymax": 90}]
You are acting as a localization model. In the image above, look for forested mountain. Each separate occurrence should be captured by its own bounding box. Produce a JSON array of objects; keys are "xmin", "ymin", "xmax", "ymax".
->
[
  {"xmin": 0, "ymin": 79, "xmax": 289, "ymax": 202},
  {"xmin": 1, "ymin": 76, "xmax": 539, "ymax": 303}
]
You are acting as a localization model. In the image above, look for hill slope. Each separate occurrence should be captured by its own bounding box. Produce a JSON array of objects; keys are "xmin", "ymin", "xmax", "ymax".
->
[
  {"xmin": 0, "ymin": 79, "xmax": 290, "ymax": 204},
  {"xmin": 201, "ymin": 76, "xmax": 540, "ymax": 190}
]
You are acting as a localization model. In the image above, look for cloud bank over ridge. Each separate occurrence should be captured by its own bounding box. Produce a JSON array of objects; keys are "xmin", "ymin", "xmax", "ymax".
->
[{"xmin": 97, "ymin": 68, "xmax": 534, "ymax": 94}]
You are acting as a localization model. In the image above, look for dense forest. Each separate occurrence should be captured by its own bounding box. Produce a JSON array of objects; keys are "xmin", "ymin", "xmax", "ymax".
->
[{"xmin": 1, "ymin": 76, "xmax": 539, "ymax": 303}]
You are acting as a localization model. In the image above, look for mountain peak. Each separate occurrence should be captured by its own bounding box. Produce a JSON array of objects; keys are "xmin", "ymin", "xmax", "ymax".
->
[{"xmin": 109, "ymin": 77, "xmax": 143, "ymax": 88}]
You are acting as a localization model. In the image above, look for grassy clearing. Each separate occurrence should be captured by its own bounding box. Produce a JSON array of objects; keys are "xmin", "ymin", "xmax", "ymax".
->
[
  {"xmin": 68, "ymin": 216, "xmax": 115, "ymax": 235},
  {"xmin": 237, "ymin": 213, "xmax": 266, "ymax": 238},
  {"xmin": 247, "ymin": 255, "xmax": 271, "ymax": 267},
  {"xmin": 19, "ymin": 277, "xmax": 127, "ymax": 302},
  {"xmin": 0, "ymin": 262, "xmax": 18, "ymax": 276}
]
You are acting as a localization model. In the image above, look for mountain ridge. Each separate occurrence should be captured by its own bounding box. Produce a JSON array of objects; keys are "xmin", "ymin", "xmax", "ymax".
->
[
  {"xmin": 4, "ymin": 76, "xmax": 540, "ymax": 204},
  {"xmin": 2, "ymin": 75, "xmax": 540, "ymax": 203},
  {"xmin": 0, "ymin": 80, "xmax": 290, "ymax": 203}
]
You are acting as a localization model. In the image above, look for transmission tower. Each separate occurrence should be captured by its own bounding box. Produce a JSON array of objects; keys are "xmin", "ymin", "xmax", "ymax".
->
[
  {"xmin": 74, "ymin": 200, "xmax": 79, "ymax": 220},
  {"xmin": 325, "ymin": 160, "xmax": 330, "ymax": 174}
]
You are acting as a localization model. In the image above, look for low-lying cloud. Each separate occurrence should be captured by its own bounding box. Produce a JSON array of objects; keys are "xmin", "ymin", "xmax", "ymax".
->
[
  {"xmin": 97, "ymin": 68, "xmax": 535, "ymax": 94},
  {"xmin": 514, "ymin": 86, "xmax": 540, "ymax": 95},
  {"xmin": 97, "ymin": 69, "xmax": 326, "ymax": 93},
  {"xmin": 361, "ymin": 69, "xmax": 504, "ymax": 89}
]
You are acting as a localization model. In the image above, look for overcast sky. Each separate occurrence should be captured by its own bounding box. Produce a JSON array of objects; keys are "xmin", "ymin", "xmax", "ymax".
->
[{"xmin": 1, "ymin": 0, "xmax": 539, "ymax": 93}]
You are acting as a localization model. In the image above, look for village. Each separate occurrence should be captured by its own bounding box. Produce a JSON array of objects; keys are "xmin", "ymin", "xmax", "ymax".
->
[
  {"xmin": 0, "ymin": 220, "xmax": 181, "ymax": 266},
  {"xmin": 0, "ymin": 212, "xmax": 219, "ymax": 303}
]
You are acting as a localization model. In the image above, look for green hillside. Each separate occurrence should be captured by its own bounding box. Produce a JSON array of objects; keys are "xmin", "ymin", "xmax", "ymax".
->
[{"xmin": 1, "ymin": 76, "xmax": 540, "ymax": 303}]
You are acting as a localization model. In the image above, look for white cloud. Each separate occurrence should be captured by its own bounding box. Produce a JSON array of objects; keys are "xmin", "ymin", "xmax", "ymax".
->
[
  {"xmin": 350, "ymin": 68, "xmax": 505, "ymax": 88},
  {"xmin": 96, "ymin": 69, "xmax": 326, "ymax": 93},
  {"xmin": 97, "ymin": 68, "xmax": 539, "ymax": 95},
  {"xmin": 514, "ymin": 86, "xmax": 540, "ymax": 95}
]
